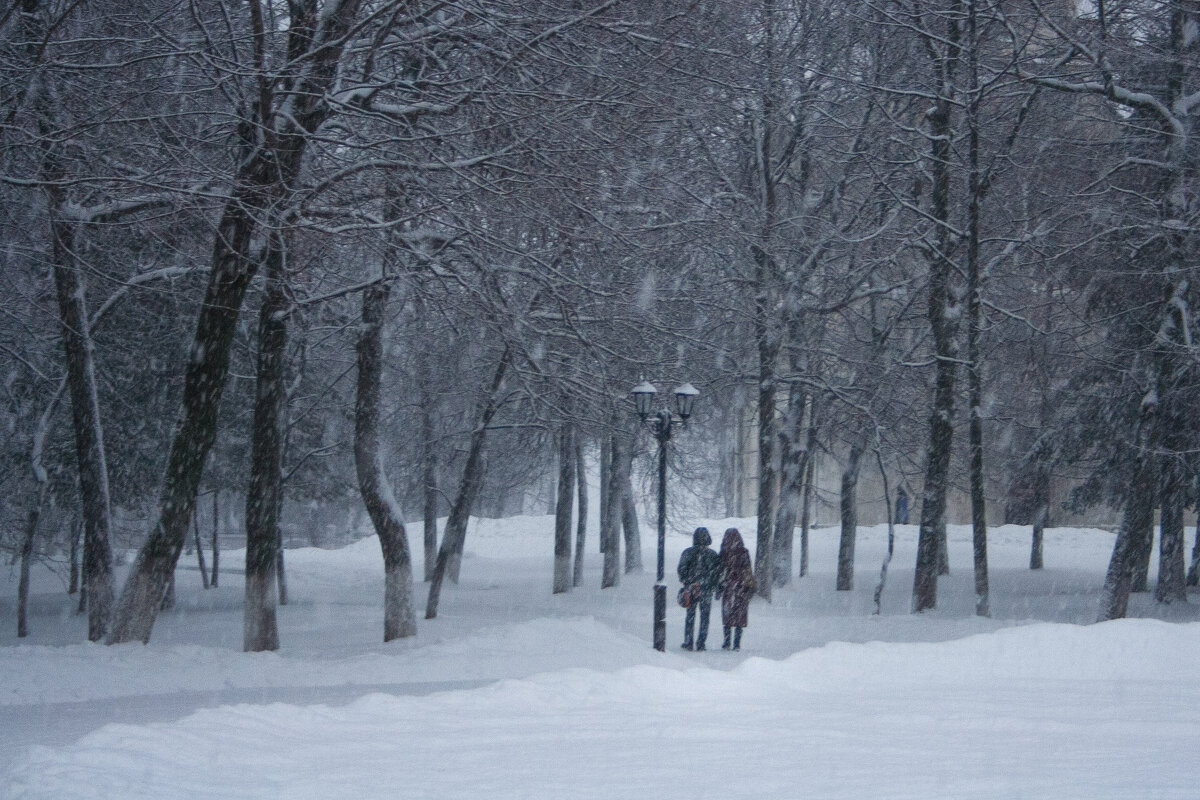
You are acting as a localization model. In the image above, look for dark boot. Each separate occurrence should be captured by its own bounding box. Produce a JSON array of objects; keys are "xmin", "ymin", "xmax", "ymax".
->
[
  {"xmin": 732, "ymin": 627, "xmax": 742, "ymax": 651},
  {"xmin": 721, "ymin": 626, "xmax": 731, "ymax": 650}
]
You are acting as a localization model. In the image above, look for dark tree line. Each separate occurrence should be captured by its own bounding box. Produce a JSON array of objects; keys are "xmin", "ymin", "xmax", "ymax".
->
[{"xmin": 4, "ymin": 0, "xmax": 1200, "ymax": 648}]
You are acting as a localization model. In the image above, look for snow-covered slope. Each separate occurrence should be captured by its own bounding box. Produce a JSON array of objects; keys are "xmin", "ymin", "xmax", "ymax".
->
[{"xmin": 1, "ymin": 517, "xmax": 1197, "ymax": 798}]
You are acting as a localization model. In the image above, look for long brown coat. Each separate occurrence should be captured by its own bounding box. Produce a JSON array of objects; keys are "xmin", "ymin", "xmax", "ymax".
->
[{"xmin": 718, "ymin": 529, "xmax": 754, "ymax": 628}]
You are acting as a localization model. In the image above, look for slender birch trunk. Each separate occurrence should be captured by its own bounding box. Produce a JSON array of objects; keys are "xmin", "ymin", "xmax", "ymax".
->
[
  {"xmin": 355, "ymin": 283, "xmax": 417, "ymax": 640},
  {"xmin": 426, "ymin": 347, "xmax": 510, "ymax": 619},
  {"xmin": 48, "ymin": 214, "xmax": 116, "ymax": 642},
  {"xmin": 243, "ymin": 234, "xmax": 288, "ymax": 652},
  {"xmin": 1130, "ymin": 506, "xmax": 1155, "ymax": 593},
  {"xmin": 912, "ymin": 11, "xmax": 961, "ymax": 612},
  {"xmin": 836, "ymin": 443, "xmax": 862, "ymax": 591},
  {"xmin": 966, "ymin": 1, "xmax": 989, "ymax": 617},
  {"xmin": 601, "ymin": 431, "xmax": 625, "ymax": 589},
  {"xmin": 1187, "ymin": 517, "xmax": 1200, "ymax": 587},
  {"xmin": 773, "ymin": 386, "xmax": 807, "ymax": 587},
  {"xmin": 420, "ymin": 356, "xmax": 438, "ymax": 583},
  {"xmin": 211, "ymin": 491, "xmax": 220, "ymax": 589},
  {"xmin": 17, "ymin": 486, "xmax": 47, "ymax": 638},
  {"xmin": 1155, "ymin": 464, "xmax": 1187, "ymax": 603},
  {"xmin": 598, "ymin": 434, "xmax": 611, "ymax": 555},
  {"xmin": 752, "ymin": 0, "xmax": 781, "ymax": 603},
  {"xmin": 572, "ymin": 438, "xmax": 588, "ymax": 587},
  {"xmin": 68, "ymin": 518, "xmax": 81, "ymax": 596},
  {"xmin": 621, "ymin": 470, "xmax": 642, "ymax": 573},
  {"xmin": 1030, "ymin": 463, "xmax": 1048, "ymax": 570},
  {"xmin": 194, "ymin": 510, "xmax": 210, "ymax": 590},
  {"xmin": 1100, "ymin": 393, "xmax": 1159, "ymax": 621},
  {"xmin": 798, "ymin": 417, "xmax": 817, "ymax": 579},
  {"xmin": 553, "ymin": 425, "xmax": 575, "ymax": 594},
  {"xmin": 872, "ymin": 447, "xmax": 895, "ymax": 615},
  {"xmin": 23, "ymin": 2, "xmax": 115, "ymax": 640}
]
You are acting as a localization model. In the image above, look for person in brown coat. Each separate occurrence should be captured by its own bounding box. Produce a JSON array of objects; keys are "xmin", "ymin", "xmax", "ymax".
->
[{"xmin": 717, "ymin": 527, "xmax": 754, "ymax": 650}]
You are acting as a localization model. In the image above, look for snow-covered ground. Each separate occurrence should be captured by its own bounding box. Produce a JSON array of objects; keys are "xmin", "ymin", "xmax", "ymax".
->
[{"xmin": 2, "ymin": 517, "xmax": 1198, "ymax": 798}]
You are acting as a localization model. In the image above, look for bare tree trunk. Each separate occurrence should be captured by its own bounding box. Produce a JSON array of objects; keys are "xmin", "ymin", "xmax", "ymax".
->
[
  {"xmin": 160, "ymin": 572, "xmax": 175, "ymax": 611},
  {"xmin": 911, "ymin": 9, "xmax": 961, "ymax": 615},
  {"xmin": 421, "ymin": 373, "xmax": 438, "ymax": 583},
  {"xmin": 799, "ymin": 423, "xmax": 817, "ymax": 579},
  {"xmin": 836, "ymin": 443, "xmax": 862, "ymax": 591},
  {"xmin": 426, "ymin": 347, "xmax": 510, "ymax": 619},
  {"xmin": 1100, "ymin": 404, "xmax": 1158, "ymax": 621},
  {"xmin": 21, "ymin": 0, "xmax": 116, "ymax": 643},
  {"xmin": 355, "ymin": 283, "xmax": 417, "ymax": 641},
  {"xmin": 913, "ymin": 284, "xmax": 958, "ymax": 611},
  {"xmin": 1187, "ymin": 516, "xmax": 1200, "ymax": 587},
  {"xmin": 277, "ymin": 372, "xmax": 298, "ymax": 608},
  {"xmin": 1155, "ymin": 465, "xmax": 1187, "ymax": 604},
  {"xmin": 553, "ymin": 425, "xmax": 575, "ymax": 593},
  {"xmin": 773, "ymin": 387, "xmax": 807, "ymax": 587},
  {"xmin": 276, "ymin": 522, "xmax": 288, "ymax": 605},
  {"xmin": 211, "ymin": 490, "xmax": 220, "ymax": 589},
  {"xmin": 621, "ymin": 462, "xmax": 642, "ymax": 573},
  {"xmin": 68, "ymin": 517, "xmax": 81, "ymax": 596},
  {"xmin": 1030, "ymin": 363, "xmax": 1053, "ymax": 571},
  {"xmin": 753, "ymin": 333, "xmax": 778, "ymax": 603},
  {"xmin": 601, "ymin": 432, "xmax": 625, "ymax": 589},
  {"xmin": 872, "ymin": 447, "xmax": 895, "ymax": 615},
  {"xmin": 1130, "ymin": 506, "xmax": 1155, "ymax": 593},
  {"xmin": 751, "ymin": 0, "xmax": 781, "ymax": 604},
  {"xmin": 964, "ymin": 0, "xmax": 990, "ymax": 620},
  {"xmin": 76, "ymin": 541, "xmax": 88, "ymax": 615},
  {"xmin": 621, "ymin": 493, "xmax": 641, "ymax": 572},
  {"xmin": 734, "ymin": 410, "xmax": 747, "ymax": 517},
  {"xmin": 937, "ymin": 518, "xmax": 950, "ymax": 576},
  {"xmin": 48, "ymin": 194, "xmax": 116, "ymax": 643},
  {"xmin": 599, "ymin": 433, "xmax": 611, "ymax": 554},
  {"xmin": 1030, "ymin": 464, "xmax": 1048, "ymax": 570},
  {"xmin": 243, "ymin": 236, "xmax": 288, "ymax": 652},
  {"xmin": 448, "ymin": 504, "xmax": 471, "ymax": 583},
  {"xmin": 194, "ymin": 509, "xmax": 210, "ymax": 590},
  {"xmin": 968, "ymin": 398, "xmax": 989, "ymax": 615},
  {"xmin": 17, "ymin": 488, "xmax": 46, "ymax": 638},
  {"xmin": 912, "ymin": 314, "xmax": 957, "ymax": 611},
  {"xmin": 572, "ymin": 437, "xmax": 588, "ymax": 587}
]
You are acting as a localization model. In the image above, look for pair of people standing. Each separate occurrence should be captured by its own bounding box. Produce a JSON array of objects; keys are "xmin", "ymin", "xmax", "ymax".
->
[{"xmin": 676, "ymin": 527, "xmax": 754, "ymax": 651}]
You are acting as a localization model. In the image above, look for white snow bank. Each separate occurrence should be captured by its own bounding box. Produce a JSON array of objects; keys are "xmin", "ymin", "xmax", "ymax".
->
[
  {"xmin": 0, "ymin": 617, "xmax": 686, "ymax": 707},
  {"xmin": 6, "ymin": 620, "xmax": 1197, "ymax": 800},
  {"xmin": 761, "ymin": 617, "xmax": 1199, "ymax": 686}
]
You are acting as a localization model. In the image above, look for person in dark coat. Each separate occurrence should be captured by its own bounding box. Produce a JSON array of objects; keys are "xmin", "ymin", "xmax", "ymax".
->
[
  {"xmin": 895, "ymin": 486, "xmax": 910, "ymax": 525},
  {"xmin": 717, "ymin": 527, "xmax": 754, "ymax": 650},
  {"xmin": 676, "ymin": 526, "xmax": 720, "ymax": 651}
]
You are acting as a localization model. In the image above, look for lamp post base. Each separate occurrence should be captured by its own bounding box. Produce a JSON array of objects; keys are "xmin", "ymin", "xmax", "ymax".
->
[{"xmin": 653, "ymin": 583, "xmax": 666, "ymax": 651}]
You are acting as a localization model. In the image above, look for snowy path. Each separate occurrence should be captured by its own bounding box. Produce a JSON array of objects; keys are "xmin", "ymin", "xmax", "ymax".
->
[
  {"xmin": 2, "ymin": 519, "xmax": 1198, "ymax": 798},
  {"xmin": 0, "ymin": 679, "xmax": 493, "ymax": 758},
  {"xmin": 6, "ymin": 621, "xmax": 1198, "ymax": 800}
]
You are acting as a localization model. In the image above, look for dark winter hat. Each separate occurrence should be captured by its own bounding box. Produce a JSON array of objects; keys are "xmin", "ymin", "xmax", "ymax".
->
[{"xmin": 693, "ymin": 526, "xmax": 711, "ymax": 546}]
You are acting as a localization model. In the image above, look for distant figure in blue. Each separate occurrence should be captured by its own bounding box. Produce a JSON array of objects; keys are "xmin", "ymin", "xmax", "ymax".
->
[
  {"xmin": 677, "ymin": 526, "xmax": 720, "ymax": 651},
  {"xmin": 895, "ymin": 486, "xmax": 910, "ymax": 525}
]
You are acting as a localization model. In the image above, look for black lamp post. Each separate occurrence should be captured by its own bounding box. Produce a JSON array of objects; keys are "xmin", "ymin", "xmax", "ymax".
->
[{"xmin": 631, "ymin": 379, "xmax": 699, "ymax": 651}]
